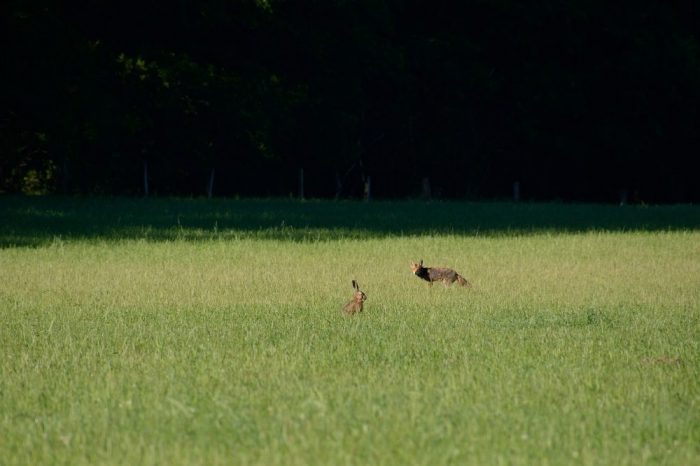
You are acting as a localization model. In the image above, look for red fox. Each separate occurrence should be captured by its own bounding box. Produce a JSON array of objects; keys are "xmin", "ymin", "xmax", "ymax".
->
[{"xmin": 410, "ymin": 260, "xmax": 471, "ymax": 287}]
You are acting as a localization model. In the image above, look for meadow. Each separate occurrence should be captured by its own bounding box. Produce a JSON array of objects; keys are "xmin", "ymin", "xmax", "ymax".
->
[{"xmin": 1, "ymin": 197, "xmax": 699, "ymax": 465}]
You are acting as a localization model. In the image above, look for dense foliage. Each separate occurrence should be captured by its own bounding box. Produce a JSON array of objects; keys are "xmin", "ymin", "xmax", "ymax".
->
[{"xmin": 2, "ymin": 1, "xmax": 699, "ymax": 201}]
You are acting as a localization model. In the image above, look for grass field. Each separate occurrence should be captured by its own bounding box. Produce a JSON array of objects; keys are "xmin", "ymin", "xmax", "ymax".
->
[{"xmin": 1, "ymin": 197, "xmax": 699, "ymax": 465}]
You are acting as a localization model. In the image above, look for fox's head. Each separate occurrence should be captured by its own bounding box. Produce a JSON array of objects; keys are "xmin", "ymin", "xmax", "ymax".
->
[{"xmin": 410, "ymin": 260, "xmax": 424, "ymax": 274}]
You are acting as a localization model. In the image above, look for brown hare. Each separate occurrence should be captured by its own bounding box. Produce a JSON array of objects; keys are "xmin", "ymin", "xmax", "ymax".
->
[
  {"xmin": 341, "ymin": 280, "xmax": 366, "ymax": 315},
  {"xmin": 410, "ymin": 260, "xmax": 471, "ymax": 288}
]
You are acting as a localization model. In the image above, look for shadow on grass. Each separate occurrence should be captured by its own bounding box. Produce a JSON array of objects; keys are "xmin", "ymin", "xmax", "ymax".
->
[{"xmin": 1, "ymin": 196, "xmax": 699, "ymax": 247}]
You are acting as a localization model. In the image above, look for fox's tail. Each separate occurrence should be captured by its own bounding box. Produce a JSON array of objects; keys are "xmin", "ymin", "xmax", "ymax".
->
[{"xmin": 456, "ymin": 275, "xmax": 472, "ymax": 288}]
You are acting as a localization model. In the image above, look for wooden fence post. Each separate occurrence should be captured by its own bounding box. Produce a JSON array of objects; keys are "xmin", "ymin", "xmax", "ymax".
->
[
  {"xmin": 299, "ymin": 168, "xmax": 305, "ymax": 200},
  {"xmin": 619, "ymin": 189, "xmax": 628, "ymax": 206},
  {"xmin": 421, "ymin": 177, "xmax": 431, "ymax": 200},
  {"xmin": 207, "ymin": 168, "xmax": 215, "ymax": 198},
  {"xmin": 143, "ymin": 160, "xmax": 149, "ymax": 197}
]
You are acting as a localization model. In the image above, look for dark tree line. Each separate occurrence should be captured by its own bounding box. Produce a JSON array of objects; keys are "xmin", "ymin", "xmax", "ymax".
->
[{"xmin": 2, "ymin": 0, "xmax": 699, "ymax": 202}]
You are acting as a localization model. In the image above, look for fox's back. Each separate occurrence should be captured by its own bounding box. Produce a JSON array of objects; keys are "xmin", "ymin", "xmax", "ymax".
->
[
  {"xmin": 411, "ymin": 260, "xmax": 471, "ymax": 287},
  {"xmin": 428, "ymin": 267, "xmax": 459, "ymax": 282}
]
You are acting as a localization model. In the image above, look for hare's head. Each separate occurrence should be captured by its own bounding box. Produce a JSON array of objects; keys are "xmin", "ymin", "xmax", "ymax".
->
[
  {"xmin": 352, "ymin": 280, "xmax": 367, "ymax": 302},
  {"xmin": 410, "ymin": 260, "xmax": 423, "ymax": 274}
]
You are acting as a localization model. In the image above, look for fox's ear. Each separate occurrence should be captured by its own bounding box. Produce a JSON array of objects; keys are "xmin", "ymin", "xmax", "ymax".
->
[{"xmin": 420, "ymin": 259, "xmax": 423, "ymax": 266}]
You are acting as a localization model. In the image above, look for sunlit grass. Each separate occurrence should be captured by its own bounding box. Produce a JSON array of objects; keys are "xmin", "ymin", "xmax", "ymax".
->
[{"xmin": 1, "ymin": 198, "xmax": 699, "ymax": 465}]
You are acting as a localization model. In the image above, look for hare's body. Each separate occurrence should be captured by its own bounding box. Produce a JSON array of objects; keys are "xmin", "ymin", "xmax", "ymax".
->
[
  {"xmin": 411, "ymin": 260, "xmax": 471, "ymax": 287},
  {"xmin": 341, "ymin": 280, "xmax": 366, "ymax": 315}
]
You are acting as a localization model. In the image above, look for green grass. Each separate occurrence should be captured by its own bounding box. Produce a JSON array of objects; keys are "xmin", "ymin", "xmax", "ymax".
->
[
  {"xmin": 2, "ymin": 196, "xmax": 699, "ymax": 246},
  {"xmin": 1, "ymin": 197, "xmax": 699, "ymax": 465}
]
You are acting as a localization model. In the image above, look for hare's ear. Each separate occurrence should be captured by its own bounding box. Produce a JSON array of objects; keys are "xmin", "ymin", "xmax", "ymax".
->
[
  {"xmin": 419, "ymin": 259, "xmax": 423, "ymax": 266},
  {"xmin": 352, "ymin": 280, "xmax": 359, "ymax": 290}
]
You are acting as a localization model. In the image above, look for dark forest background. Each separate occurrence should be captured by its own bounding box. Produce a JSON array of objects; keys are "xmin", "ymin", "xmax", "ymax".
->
[{"xmin": 2, "ymin": 1, "xmax": 699, "ymax": 202}]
